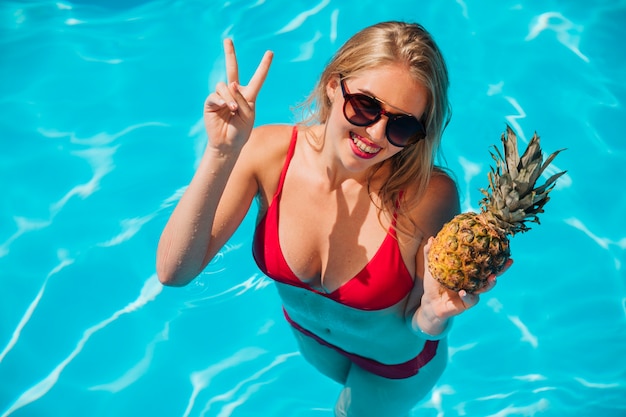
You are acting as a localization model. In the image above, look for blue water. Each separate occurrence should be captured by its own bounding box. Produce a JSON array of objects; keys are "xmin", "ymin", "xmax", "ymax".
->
[{"xmin": 1, "ymin": 0, "xmax": 625, "ymax": 416}]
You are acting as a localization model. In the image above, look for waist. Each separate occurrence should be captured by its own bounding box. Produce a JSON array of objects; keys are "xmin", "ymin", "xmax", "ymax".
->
[{"xmin": 283, "ymin": 308, "xmax": 439, "ymax": 380}]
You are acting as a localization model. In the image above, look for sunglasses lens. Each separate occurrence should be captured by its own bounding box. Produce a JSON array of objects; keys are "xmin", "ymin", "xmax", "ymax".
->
[
  {"xmin": 387, "ymin": 116, "xmax": 426, "ymax": 147},
  {"xmin": 341, "ymin": 82, "xmax": 426, "ymax": 147},
  {"xmin": 345, "ymin": 95, "xmax": 381, "ymax": 126}
]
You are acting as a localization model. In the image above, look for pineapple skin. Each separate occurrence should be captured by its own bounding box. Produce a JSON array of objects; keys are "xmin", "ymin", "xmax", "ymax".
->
[{"xmin": 428, "ymin": 212, "xmax": 510, "ymax": 293}]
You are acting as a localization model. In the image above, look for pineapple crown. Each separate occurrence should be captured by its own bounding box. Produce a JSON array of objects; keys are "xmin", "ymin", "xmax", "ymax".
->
[{"xmin": 480, "ymin": 125, "xmax": 566, "ymax": 235}]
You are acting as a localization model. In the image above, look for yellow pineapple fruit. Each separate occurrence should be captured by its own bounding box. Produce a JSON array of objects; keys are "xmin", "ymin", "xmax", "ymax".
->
[{"xmin": 428, "ymin": 125, "xmax": 565, "ymax": 293}]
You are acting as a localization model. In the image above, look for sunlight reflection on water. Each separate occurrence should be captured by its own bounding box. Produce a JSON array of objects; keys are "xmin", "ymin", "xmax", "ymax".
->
[{"xmin": 1, "ymin": 0, "xmax": 625, "ymax": 416}]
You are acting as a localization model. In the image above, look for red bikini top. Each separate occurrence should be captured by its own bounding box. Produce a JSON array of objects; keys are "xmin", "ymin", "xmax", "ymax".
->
[{"xmin": 252, "ymin": 126, "xmax": 414, "ymax": 311}]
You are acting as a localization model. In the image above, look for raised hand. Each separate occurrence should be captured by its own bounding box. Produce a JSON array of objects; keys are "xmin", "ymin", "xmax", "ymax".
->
[{"xmin": 204, "ymin": 39, "xmax": 273, "ymax": 153}]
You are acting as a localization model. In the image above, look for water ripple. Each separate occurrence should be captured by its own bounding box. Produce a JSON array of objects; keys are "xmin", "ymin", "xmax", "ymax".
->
[
  {"xmin": 181, "ymin": 347, "xmax": 266, "ymax": 417},
  {"xmin": 0, "ymin": 217, "xmax": 51, "ymax": 258},
  {"xmin": 485, "ymin": 398, "xmax": 550, "ymax": 417},
  {"xmin": 199, "ymin": 352, "xmax": 298, "ymax": 417},
  {"xmin": 526, "ymin": 12, "xmax": 588, "ymax": 62},
  {"xmin": 275, "ymin": 0, "xmax": 330, "ymax": 35},
  {"xmin": 88, "ymin": 321, "xmax": 170, "ymax": 393},
  {"xmin": 565, "ymin": 216, "xmax": 625, "ymax": 270},
  {"xmin": 574, "ymin": 377, "xmax": 621, "ymax": 389},
  {"xmin": 0, "ymin": 275, "xmax": 162, "ymax": 417},
  {"xmin": 0, "ymin": 249, "xmax": 73, "ymax": 363},
  {"xmin": 291, "ymin": 30, "xmax": 322, "ymax": 62},
  {"xmin": 508, "ymin": 315, "xmax": 539, "ymax": 348},
  {"xmin": 50, "ymin": 146, "xmax": 118, "ymax": 215}
]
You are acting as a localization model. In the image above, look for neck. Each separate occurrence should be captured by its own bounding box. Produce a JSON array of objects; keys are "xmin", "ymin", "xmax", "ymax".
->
[{"xmin": 306, "ymin": 124, "xmax": 377, "ymax": 189}]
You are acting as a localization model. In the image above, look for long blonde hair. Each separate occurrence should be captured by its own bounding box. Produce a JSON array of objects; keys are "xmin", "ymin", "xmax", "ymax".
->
[{"xmin": 298, "ymin": 21, "xmax": 451, "ymax": 224}]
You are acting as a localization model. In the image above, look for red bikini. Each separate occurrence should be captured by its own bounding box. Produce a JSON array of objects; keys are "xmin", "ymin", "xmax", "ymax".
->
[{"xmin": 252, "ymin": 126, "xmax": 439, "ymax": 379}]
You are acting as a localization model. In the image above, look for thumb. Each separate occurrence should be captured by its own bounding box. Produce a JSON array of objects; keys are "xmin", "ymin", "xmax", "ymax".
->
[
  {"xmin": 422, "ymin": 237, "xmax": 436, "ymax": 279},
  {"xmin": 423, "ymin": 236, "xmax": 434, "ymax": 258}
]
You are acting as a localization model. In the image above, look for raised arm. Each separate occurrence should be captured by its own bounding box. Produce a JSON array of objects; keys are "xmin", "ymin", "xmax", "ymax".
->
[{"xmin": 156, "ymin": 39, "xmax": 273, "ymax": 286}]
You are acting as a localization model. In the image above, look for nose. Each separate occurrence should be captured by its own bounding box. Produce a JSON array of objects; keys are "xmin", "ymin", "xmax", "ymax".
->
[{"xmin": 364, "ymin": 115, "xmax": 389, "ymax": 144}]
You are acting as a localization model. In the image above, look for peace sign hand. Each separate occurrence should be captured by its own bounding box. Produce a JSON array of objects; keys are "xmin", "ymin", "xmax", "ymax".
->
[{"xmin": 204, "ymin": 39, "xmax": 273, "ymax": 153}]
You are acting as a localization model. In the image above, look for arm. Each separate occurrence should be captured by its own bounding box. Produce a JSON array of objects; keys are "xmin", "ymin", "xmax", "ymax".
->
[
  {"xmin": 403, "ymin": 172, "xmax": 460, "ymax": 338},
  {"xmin": 405, "ymin": 172, "xmax": 512, "ymax": 339},
  {"xmin": 156, "ymin": 39, "xmax": 273, "ymax": 286}
]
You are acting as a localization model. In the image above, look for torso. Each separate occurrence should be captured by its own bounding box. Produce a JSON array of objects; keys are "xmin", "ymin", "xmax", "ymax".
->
[{"xmin": 251, "ymin": 125, "xmax": 430, "ymax": 363}]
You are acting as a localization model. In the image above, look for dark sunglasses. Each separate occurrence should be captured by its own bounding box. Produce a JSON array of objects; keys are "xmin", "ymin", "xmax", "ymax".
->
[{"xmin": 340, "ymin": 77, "xmax": 426, "ymax": 147}]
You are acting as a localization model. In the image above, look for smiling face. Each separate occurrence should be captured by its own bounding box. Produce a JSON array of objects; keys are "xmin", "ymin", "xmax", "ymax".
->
[{"xmin": 324, "ymin": 64, "xmax": 429, "ymax": 172}]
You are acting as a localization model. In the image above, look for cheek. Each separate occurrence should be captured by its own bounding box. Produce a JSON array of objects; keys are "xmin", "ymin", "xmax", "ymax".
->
[
  {"xmin": 387, "ymin": 145, "xmax": 404, "ymax": 159},
  {"xmin": 327, "ymin": 101, "xmax": 348, "ymax": 127}
]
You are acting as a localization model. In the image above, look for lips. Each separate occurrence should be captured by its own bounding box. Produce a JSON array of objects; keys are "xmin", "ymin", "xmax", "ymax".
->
[{"xmin": 350, "ymin": 132, "xmax": 381, "ymax": 158}]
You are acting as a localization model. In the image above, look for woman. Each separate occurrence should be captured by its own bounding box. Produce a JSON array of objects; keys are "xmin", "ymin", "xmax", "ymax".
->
[{"xmin": 157, "ymin": 21, "xmax": 510, "ymax": 417}]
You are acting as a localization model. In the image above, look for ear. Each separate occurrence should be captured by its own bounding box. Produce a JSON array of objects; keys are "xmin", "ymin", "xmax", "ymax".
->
[{"xmin": 326, "ymin": 76, "xmax": 340, "ymax": 103}]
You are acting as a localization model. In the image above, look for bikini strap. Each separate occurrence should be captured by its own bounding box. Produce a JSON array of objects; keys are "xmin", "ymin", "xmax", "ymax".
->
[{"xmin": 274, "ymin": 126, "xmax": 298, "ymax": 198}]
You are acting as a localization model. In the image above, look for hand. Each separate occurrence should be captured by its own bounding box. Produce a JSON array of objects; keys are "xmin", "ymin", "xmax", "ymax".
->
[
  {"xmin": 421, "ymin": 237, "xmax": 513, "ymax": 320},
  {"xmin": 204, "ymin": 39, "xmax": 273, "ymax": 153}
]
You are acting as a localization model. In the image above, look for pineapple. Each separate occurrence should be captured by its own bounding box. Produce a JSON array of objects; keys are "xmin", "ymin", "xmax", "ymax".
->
[{"xmin": 428, "ymin": 125, "xmax": 565, "ymax": 293}]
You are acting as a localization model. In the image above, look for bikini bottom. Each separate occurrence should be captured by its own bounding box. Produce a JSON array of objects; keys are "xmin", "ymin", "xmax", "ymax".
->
[{"xmin": 283, "ymin": 308, "xmax": 439, "ymax": 380}]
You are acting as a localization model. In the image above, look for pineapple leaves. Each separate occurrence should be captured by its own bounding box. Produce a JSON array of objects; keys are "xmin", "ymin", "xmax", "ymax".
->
[
  {"xmin": 481, "ymin": 125, "xmax": 566, "ymax": 235},
  {"xmin": 502, "ymin": 126, "xmax": 520, "ymax": 177}
]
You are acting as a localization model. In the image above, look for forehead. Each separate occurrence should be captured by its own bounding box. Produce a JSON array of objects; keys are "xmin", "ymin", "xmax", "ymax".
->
[{"xmin": 348, "ymin": 65, "xmax": 428, "ymax": 116}]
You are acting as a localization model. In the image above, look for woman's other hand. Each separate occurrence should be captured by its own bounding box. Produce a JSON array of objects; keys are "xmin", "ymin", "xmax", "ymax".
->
[
  {"xmin": 412, "ymin": 237, "xmax": 513, "ymax": 337},
  {"xmin": 422, "ymin": 236, "xmax": 513, "ymax": 317}
]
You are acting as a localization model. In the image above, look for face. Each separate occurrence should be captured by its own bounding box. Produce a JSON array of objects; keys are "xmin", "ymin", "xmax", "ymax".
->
[{"xmin": 326, "ymin": 64, "xmax": 429, "ymax": 169}]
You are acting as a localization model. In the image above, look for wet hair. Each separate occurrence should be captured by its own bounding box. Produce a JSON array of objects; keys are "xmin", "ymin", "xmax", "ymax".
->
[{"xmin": 298, "ymin": 21, "xmax": 452, "ymax": 226}]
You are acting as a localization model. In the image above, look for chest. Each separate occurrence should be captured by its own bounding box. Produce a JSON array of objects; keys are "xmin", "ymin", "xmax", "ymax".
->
[{"xmin": 276, "ymin": 181, "xmax": 407, "ymax": 292}]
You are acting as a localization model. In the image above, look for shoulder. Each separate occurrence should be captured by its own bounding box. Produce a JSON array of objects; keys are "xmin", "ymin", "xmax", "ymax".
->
[
  {"xmin": 425, "ymin": 168, "xmax": 460, "ymax": 212},
  {"xmin": 406, "ymin": 168, "xmax": 460, "ymax": 239},
  {"xmin": 239, "ymin": 124, "xmax": 294, "ymax": 168},
  {"xmin": 245, "ymin": 124, "xmax": 295, "ymax": 154},
  {"xmin": 240, "ymin": 124, "xmax": 297, "ymax": 202}
]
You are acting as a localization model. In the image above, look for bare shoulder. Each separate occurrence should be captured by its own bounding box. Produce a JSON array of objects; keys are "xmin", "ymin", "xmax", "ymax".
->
[
  {"xmin": 244, "ymin": 124, "xmax": 294, "ymax": 155},
  {"xmin": 408, "ymin": 169, "xmax": 461, "ymax": 239},
  {"xmin": 425, "ymin": 169, "xmax": 460, "ymax": 211},
  {"xmin": 240, "ymin": 124, "xmax": 296, "ymax": 203},
  {"xmin": 239, "ymin": 124, "xmax": 293, "ymax": 168}
]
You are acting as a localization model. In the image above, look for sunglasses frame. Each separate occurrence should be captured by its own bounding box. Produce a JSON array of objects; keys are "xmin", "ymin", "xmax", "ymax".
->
[{"xmin": 339, "ymin": 76, "xmax": 426, "ymax": 148}]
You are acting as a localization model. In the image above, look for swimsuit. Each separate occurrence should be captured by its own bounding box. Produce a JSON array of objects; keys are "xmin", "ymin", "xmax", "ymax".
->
[{"xmin": 252, "ymin": 126, "xmax": 439, "ymax": 379}]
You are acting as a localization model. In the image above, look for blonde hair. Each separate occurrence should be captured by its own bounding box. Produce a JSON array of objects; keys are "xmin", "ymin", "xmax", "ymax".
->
[{"xmin": 298, "ymin": 21, "xmax": 451, "ymax": 225}]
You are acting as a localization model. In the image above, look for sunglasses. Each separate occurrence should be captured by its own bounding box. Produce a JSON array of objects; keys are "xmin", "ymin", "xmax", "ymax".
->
[{"xmin": 340, "ymin": 77, "xmax": 426, "ymax": 147}]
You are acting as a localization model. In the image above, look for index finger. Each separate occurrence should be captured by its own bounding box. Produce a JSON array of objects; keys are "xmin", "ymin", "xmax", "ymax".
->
[
  {"xmin": 246, "ymin": 49, "xmax": 274, "ymax": 102},
  {"xmin": 223, "ymin": 38, "xmax": 239, "ymax": 85},
  {"xmin": 496, "ymin": 258, "xmax": 514, "ymax": 276}
]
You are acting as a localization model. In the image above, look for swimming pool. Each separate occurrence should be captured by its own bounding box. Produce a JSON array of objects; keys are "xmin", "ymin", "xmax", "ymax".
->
[{"xmin": 1, "ymin": 0, "xmax": 625, "ymax": 415}]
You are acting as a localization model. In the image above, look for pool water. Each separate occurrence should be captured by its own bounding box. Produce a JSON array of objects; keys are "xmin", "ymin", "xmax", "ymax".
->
[{"xmin": 1, "ymin": 0, "xmax": 625, "ymax": 416}]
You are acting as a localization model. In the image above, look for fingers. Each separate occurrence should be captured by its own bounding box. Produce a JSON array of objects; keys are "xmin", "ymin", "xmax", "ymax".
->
[
  {"xmin": 459, "ymin": 289, "xmax": 480, "ymax": 309},
  {"xmin": 422, "ymin": 237, "xmax": 434, "ymax": 265},
  {"xmin": 424, "ymin": 237, "xmax": 433, "ymax": 252},
  {"xmin": 472, "ymin": 258, "xmax": 513, "ymax": 296},
  {"xmin": 246, "ymin": 50, "xmax": 273, "ymax": 102},
  {"xmin": 222, "ymin": 38, "xmax": 273, "ymax": 103},
  {"xmin": 497, "ymin": 258, "xmax": 514, "ymax": 276},
  {"xmin": 206, "ymin": 81, "xmax": 257, "ymax": 121},
  {"xmin": 205, "ymin": 82, "xmax": 238, "ymax": 113},
  {"xmin": 204, "ymin": 93, "xmax": 225, "ymax": 111},
  {"xmin": 224, "ymin": 39, "xmax": 239, "ymax": 85},
  {"xmin": 228, "ymin": 82, "xmax": 254, "ymax": 118}
]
